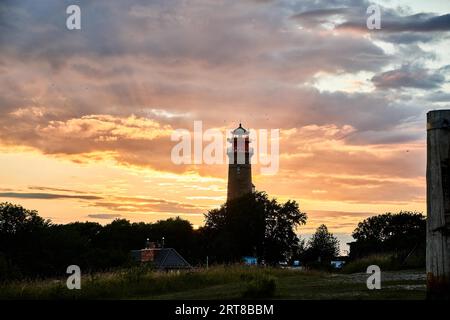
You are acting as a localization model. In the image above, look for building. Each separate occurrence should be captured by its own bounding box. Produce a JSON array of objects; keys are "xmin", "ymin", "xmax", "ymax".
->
[
  {"xmin": 243, "ymin": 256, "xmax": 258, "ymax": 266},
  {"xmin": 227, "ymin": 123, "xmax": 254, "ymax": 201},
  {"xmin": 330, "ymin": 260, "xmax": 346, "ymax": 269},
  {"xmin": 131, "ymin": 241, "xmax": 191, "ymax": 270}
]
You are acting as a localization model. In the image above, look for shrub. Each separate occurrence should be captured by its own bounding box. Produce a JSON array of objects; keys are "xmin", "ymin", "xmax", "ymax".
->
[
  {"xmin": 241, "ymin": 275, "xmax": 277, "ymax": 299},
  {"xmin": 342, "ymin": 254, "xmax": 399, "ymax": 273}
]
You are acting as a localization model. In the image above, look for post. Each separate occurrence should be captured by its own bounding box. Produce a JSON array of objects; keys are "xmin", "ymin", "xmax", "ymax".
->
[{"xmin": 427, "ymin": 110, "xmax": 450, "ymax": 298}]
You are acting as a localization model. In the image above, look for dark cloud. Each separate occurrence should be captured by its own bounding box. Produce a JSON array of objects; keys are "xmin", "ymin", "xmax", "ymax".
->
[
  {"xmin": 294, "ymin": 5, "xmax": 450, "ymax": 44},
  {"xmin": 0, "ymin": 192, "xmax": 102, "ymax": 200},
  {"xmin": 372, "ymin": 65, "xmax": 446, "ymax": 89},
  {"xmin": 428, "ymin": 91, "xmax": 450, "ymax": 102},
  {"xmin": 0, "ymin": 190, "xmax": 207, "ymax": 214},
  {"xmin": 291, "ymin": 7, "xmax": 352, "ymax": 28},
  {"xmin": 376, "ymin": 32, "xmax": 440, "ymax": 44},
  {"xmin": 28, "ymin": 186, "xmax": 93, "ymax": 194},
  {"xmin": 292, "ymin": 7, "xmax": 349, "ymax": 19},
  {"xmin": 383, "ymin": 13, "xmax": 446, "ymax": 33},
  {"xmin": 0, "ymin": 0, "xmax": 391, "ymax": 76},
  {"xmin": 337, "ymin": 13, "xmax": 450, "ymax": 33}
]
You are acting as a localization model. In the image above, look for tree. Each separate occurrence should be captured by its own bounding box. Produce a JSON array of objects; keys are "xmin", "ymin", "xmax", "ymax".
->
[
  {"xmin": 0, "ymin": 202, "xmax": 50, "ymax": 235},
  {"xmin": 0, "ymin": 202, "xmax": 199, "ymax": 280},
  {"xmin": 0, "ymin": 202, "xmax": 51, "ymax": 278},
  {"xmin": 203, "ymin": 192, "xmax": 307, "ymax": 264},
  {"xmin": 350, "ymin": 211, "xmax": 425, "ymax": 259},
  {"xmin": 304, "ymin": 224, "xmax": 339, "ymax": 264},
  {"xmin": 150, "ymin": 217, "xmax": 195, "ymax": 258},
  {"xmin": 264, "ymin": 199, "xmax": 307, "ymax": 263}
]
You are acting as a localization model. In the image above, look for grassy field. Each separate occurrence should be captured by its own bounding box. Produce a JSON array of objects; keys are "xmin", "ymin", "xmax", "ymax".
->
[{"xmin": 0, "ymin": 266, "xmax": 426, "ymax": 300}]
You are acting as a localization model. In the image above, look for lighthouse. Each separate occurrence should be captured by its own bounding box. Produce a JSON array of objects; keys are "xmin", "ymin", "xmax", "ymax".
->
[{"xmin": 227, "ymin": 123, "xmax": 254, "ymax": 201}]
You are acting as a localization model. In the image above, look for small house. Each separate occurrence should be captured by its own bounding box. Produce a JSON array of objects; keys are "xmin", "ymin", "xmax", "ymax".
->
[{"xmin": 131, "ymin": 241, "xmax": 191, "ymax": 270}]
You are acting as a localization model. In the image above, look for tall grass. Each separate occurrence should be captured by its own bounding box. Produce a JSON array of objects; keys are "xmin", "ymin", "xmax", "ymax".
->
[
  {"xmin": 0, "ymin": 265, "xmax": 297, "ymax": 300},
  {"xmin": 241, "ymin": 274, "xmax": 277, "ymax": 299},
  {"xmin": 342, "ymin": 254, "xmax": 395, "ymax": 274},
  {"xmin": 342, "ymin": 253, "xmax": 425, "ymax": 274}
]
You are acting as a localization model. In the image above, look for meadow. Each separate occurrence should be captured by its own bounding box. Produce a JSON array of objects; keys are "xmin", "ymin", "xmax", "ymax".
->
[{"xmin": 0, "ymin": 265, "xmax": 426, "ymax": 300}]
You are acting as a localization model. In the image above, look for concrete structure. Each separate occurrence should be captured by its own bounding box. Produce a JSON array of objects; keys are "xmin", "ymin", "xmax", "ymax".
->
[
  {"xmin": 427, "ymin": 110, "xmax": 450, "ymax": 297},
  {"xmin": 227, "ymin": 124, "xmax": 254, "ymax": 201}
]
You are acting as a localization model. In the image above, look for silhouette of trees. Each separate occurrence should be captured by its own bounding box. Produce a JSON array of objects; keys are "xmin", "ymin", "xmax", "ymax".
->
[
  {"xmin": 0, "ymin": 202, "xmax": 198, "ymax": 281},
  {"xmin": 203, "ymin": 192, "xmax": 307, "ymax": 264},
  {"xmin": 0, "ymin": 202, "xmax": 50, "ymax": 234},
  {"xmin": 0, "ymin": 202, "xmax": 51, "ymax": 279},
  {"xmin": 349, "ymin": 211, "xmax": 425, "ymax": 260},
  {"xmin": 3, "ymin": 200, "xmax": 426, "ymax": 279},
  {"xmin": 303, "ymin": 224, "xmax": 339, "ymax": 265}
]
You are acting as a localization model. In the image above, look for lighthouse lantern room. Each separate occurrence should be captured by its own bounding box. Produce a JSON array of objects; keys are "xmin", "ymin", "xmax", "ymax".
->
[{"xmin": 227, "ymin": 123, "xmax": 254, "ymax": 201}]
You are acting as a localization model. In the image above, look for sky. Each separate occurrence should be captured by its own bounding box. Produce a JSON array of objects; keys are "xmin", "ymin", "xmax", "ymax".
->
[{"xmin": 0, "ymin": 0, "xmax": 449, "ymax": 251}]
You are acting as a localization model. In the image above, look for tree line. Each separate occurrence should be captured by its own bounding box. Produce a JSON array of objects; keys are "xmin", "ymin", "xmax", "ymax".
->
[{"xmin": 0, "ymin": 193, "xmax": 425, "ymax": 281}]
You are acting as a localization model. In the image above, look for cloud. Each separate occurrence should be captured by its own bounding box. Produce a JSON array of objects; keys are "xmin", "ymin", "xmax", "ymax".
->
[
  {"xmin": 372, "ymin": 65, "xmax": 446, "ymax": 89},
  {"xmin": 338, "ymin": 13, "xmax": 450, "ymax": 33},
  {"xmin": 0, "ymin": 192, "xmax": 102, "ymax": 200},
  {"xmin": 0, "ymin": 188, "xmax": 209, "ymax": 215},
  {"xmin": 294, "ymin": 5, "xmax": 450, "ymax": 44},
  {"xmin": 428, "ymin": 91, "xmax": 450, "ymax": 102},
  {"xmin": 92, "ymin": 196, "xmax": 207, "ymax": 214},
  {"xmin": 376, "ymin": 32, "xmax": 439, "ymax": 44},
  {"xmin": 300, "ymin": 209, "xmax": 377, "ymax": 234},
  {"xmin": 291, "ymin": 7, "xmax": 356, "ymax": 29},
  {"xmin": 40, "ymin": 115, "xmax": 171, "ymax": 141},
  {"xmin": 308, "ymin": 210, "xmax": 376, "ymax": 219},
  {"xmin": 87, "ymin": 214, "xmax": 122, "ymax": 220},
  {"xmin": 28, "ymin": 186, "xmax": 92, "ymax": 194}
]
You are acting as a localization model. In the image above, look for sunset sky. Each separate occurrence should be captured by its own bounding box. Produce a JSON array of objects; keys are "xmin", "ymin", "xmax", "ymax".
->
[{"xmin": 1, "ymin": 0, "xmax": 450, "ymax": 250}]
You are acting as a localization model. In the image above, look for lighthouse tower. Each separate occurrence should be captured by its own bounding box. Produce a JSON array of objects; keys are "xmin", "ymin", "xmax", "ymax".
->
[{"xmin": 227, "ymin": 123, "xmax": 254, "ymax": 201}]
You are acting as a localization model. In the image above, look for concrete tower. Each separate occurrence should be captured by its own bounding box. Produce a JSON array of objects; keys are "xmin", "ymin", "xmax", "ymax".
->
[{"xmin": 227, "ymin": 124, "xmax": 254, "ymax": 201}]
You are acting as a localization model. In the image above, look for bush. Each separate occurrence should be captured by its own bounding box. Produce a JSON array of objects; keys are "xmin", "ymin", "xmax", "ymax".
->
[
  {"xmin": 343, "ymin": 250, "xmax": 426, "ymax": 274},
  {"xmin": 241, "ymin": 275, "xmax": 277, "ymax": 299},
  {"xmin": 342, "ymin": 254, "xmax": 399, "ymax": 273}
]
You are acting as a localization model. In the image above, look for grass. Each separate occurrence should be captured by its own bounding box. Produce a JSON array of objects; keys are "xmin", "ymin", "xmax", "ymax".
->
[
  {"xmin": 342, "ymin": 253, "xmax": 425, "ymax": 274},
  {"xmin": 0, "ymin": 265, "xmax": 426, "ymax": 300},
  {"xmin": 241, "ymin": 275, "xmax": 277, "ymax": 299},
  {"xmin": 343, "ymin": 254, "xmax": 398, "ymax": 274}
]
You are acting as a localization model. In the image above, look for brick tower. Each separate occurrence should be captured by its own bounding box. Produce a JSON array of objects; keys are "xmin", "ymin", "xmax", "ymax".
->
[{"xmin": 227, "ymin": 123, "xmax": 254, "ymax": 201}]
